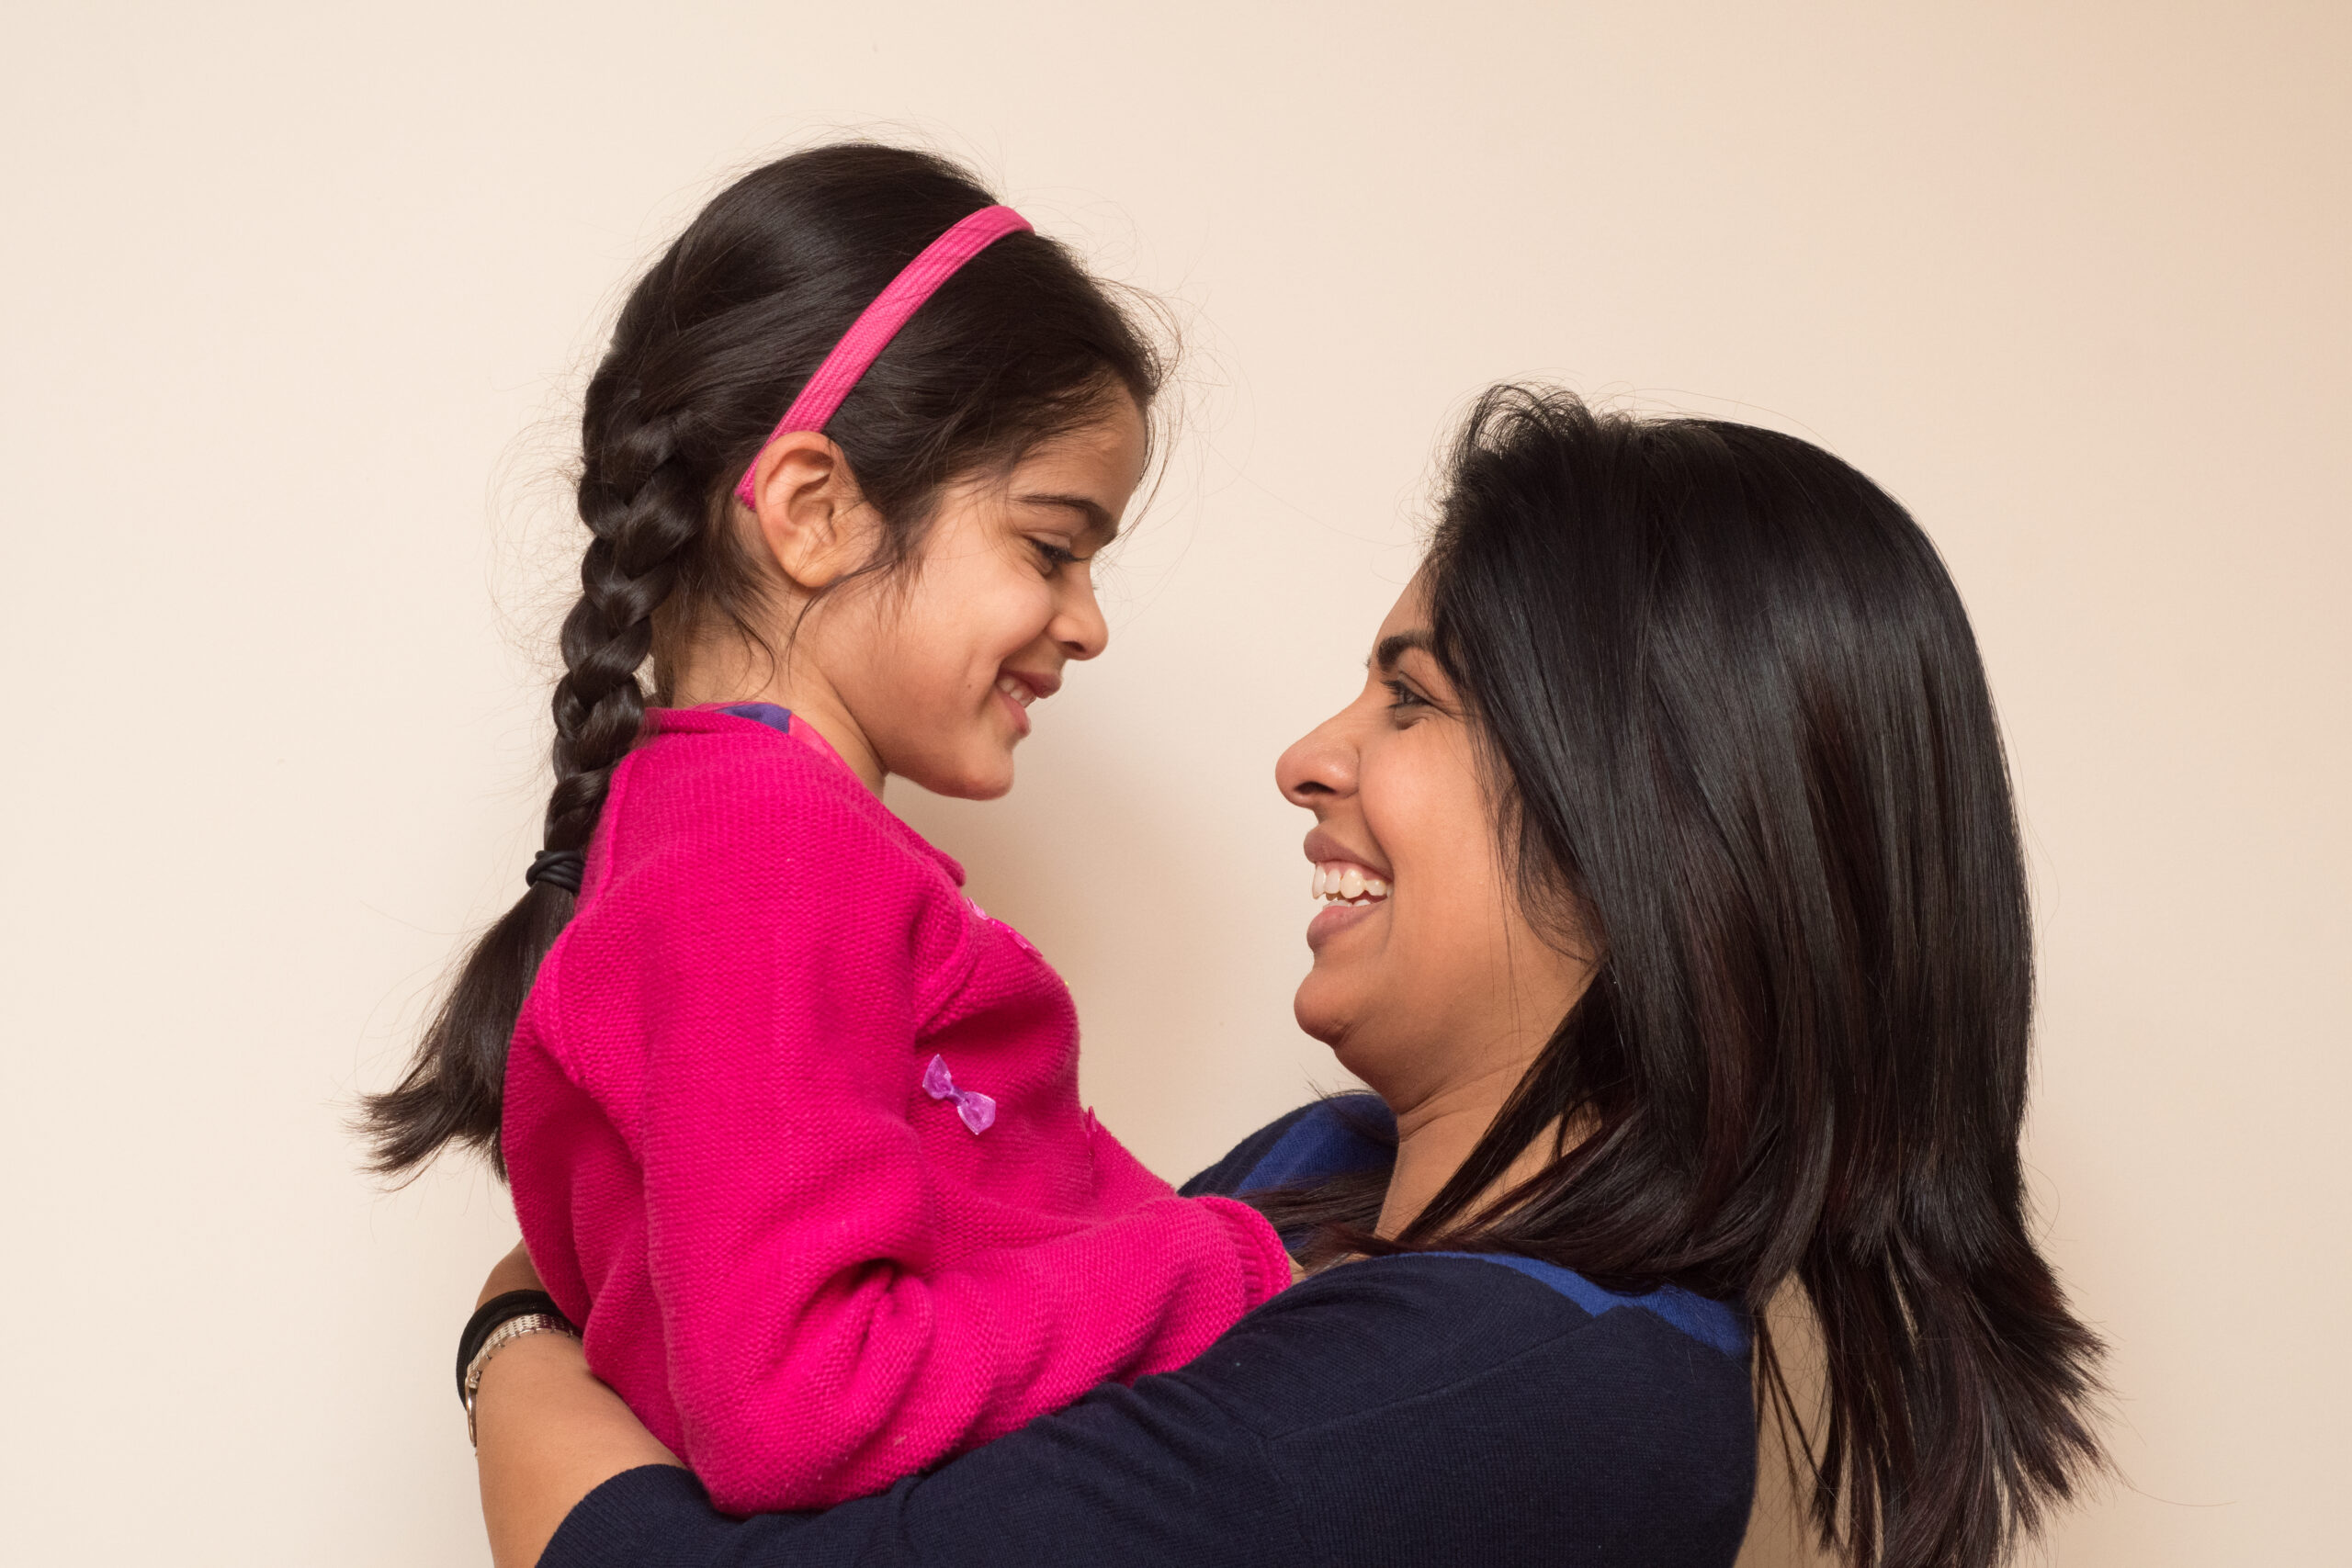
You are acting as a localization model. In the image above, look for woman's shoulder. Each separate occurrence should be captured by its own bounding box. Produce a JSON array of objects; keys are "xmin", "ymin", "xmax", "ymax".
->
[
  {"xmin": 1175, "ymin": 1098, "xmax": 1753, "ymax": 1558},
  {"xmin": 1210, "ymin": 1246, "xmax": 1752, "ymax": 1427},
  {"xmin": 1184, "ymin": 1108, "xmax": 1747, "ymax": 1410},
  {"xmin": 1189, "ymin": 1249, "xmax": 1754, "ymax": 1564},
  {"xmin": 1178, "ymin": 1093, "xmax": 1397, "ymax": 1200}
]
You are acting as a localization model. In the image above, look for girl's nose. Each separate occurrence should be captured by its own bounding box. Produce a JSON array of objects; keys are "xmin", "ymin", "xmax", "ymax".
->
[
  {"xmin": 1278, "ymin": 707, "xmax": 1359, "ymax": 809},
  {"xmin": 1052, "ymin": 568, "xmax": 1110, "ymax": 660}
]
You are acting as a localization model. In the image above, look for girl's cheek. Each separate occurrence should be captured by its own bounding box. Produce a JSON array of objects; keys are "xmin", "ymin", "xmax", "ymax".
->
[{"xmin": 1000, "ymin": 582, "xmax": 1059, "ymax": 653}]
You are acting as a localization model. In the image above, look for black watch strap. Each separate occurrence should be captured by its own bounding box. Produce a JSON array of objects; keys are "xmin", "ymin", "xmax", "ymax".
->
[{"xmin": 456, "ymin": 1289, "xmax": 573, "ymax": 1403}]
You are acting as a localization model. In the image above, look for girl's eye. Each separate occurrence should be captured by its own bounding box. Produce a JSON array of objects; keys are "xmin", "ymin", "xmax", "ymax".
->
[{"xmin": 1030, "ymin": 538, "xmax": 1079, "ymax": 573}]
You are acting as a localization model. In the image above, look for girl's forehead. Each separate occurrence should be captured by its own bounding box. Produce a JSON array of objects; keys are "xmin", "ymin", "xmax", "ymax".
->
[
  {"xmin": 1000, "ymin": 417, "xmax": 1148, "ymax": 537},
  {"xmin": 1021, "ymin": 397, "xmax": 1148, "ymax": 475}
]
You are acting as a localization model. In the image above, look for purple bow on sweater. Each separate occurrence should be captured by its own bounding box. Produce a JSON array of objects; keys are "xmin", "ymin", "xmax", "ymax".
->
[{"xmin": 922, "ymin": 1055, "xmax": 997, "ymax": 1135}]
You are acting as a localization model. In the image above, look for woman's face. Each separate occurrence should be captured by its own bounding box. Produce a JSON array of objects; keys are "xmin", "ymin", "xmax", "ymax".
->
[{"xmin": 1276, "ymin": 572, "xmax": 1594, "ymax": 1119}]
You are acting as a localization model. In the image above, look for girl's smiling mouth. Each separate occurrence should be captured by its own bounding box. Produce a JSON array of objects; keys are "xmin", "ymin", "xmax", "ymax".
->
[{"xmin": 992, "ymin": 669, "xmax": 1060, "ymax": 738}]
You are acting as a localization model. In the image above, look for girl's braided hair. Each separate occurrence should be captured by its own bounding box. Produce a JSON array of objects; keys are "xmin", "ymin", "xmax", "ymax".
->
[{"xmin": 363, "ymin": 143, "xmax": 1161, "ymax": 1178}]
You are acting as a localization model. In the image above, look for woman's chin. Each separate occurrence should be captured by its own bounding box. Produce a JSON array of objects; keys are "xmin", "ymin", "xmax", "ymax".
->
[{"xmin": 1291, "ymin": 975, "xmax": 1357, "ymax": 1049}]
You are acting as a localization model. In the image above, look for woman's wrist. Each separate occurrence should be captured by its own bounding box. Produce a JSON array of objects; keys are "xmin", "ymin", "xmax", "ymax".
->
[
  {"xmin": 472, "ymin": 1325, "xmax": 684, "ymax": 1568},
  {"xmin": 460, "ymin": 1293, "xmax": 574, "ymax": 1391},
  {"xmin": 463, "ymin": 1307, "xmax": 579, "ymax": 1447}
]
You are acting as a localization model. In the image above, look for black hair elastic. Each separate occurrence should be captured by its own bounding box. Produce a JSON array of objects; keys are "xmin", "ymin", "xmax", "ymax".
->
[
  {"xmin": 456, "ymin": 1289, "xmax": 575, "ymax": 1403},
  {"xmin": 526, "ymin": 848, "xmax": 585, "ymax": 895}
]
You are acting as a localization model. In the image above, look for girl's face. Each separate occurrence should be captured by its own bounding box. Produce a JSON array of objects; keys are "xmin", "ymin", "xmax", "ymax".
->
[
  {"xmin": 1276, "ymin": 574, "xmax": 1594, "ymax": 1120},
  {"xmin": 798, "ymin": 398, "xmax": 1148, "ymax": 798}
]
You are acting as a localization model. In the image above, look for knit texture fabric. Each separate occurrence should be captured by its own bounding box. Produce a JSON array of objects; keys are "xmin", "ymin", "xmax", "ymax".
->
[{"xmin": 503, "ymin": 706, "xmax": 1291, "ymax": 1514}]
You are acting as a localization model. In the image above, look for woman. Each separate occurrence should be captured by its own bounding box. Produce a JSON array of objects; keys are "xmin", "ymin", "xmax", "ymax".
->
[{"xmin": 467, "ymin": 388, "xmax": 2107, "ymax": 1568}]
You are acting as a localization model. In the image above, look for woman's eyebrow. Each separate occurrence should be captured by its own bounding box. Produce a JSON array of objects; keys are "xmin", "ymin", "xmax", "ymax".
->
[
  {"xmin": 1014, "ymin": 491, "xmax": 1118, "ymax": 541},
  {"xmin": 1372, "ymin": 628, "xmax": 1436, "ymax": 671}
]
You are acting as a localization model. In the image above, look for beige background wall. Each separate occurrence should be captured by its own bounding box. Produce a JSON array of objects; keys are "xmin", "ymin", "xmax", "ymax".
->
[{"xmin": 3, "ymin": 3, "xmax": 2343, "ymax": 1562}]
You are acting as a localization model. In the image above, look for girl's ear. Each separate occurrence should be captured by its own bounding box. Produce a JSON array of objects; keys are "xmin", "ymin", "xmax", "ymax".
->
[{"xmin": 741, "ymin": 432, "xmax": 873, "ymax": 590}]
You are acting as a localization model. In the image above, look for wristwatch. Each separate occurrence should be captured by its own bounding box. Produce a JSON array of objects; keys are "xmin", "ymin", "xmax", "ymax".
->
[{"xmin": 458, "ymin": 1289, "xmax": 581, "ymax": 1449}]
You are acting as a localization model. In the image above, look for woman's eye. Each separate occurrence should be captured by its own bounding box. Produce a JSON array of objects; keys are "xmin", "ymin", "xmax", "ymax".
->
[
  {"xmin": 1030, "ymin": 538, "xmax": 1079, "ymax": 572},
  {"xmin": 1383, "ymin": 679, "xmax": 1429, "ymax": 716}
]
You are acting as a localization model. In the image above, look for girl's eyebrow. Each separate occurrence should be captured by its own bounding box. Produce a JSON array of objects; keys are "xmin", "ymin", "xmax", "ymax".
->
[{"xmin": 1015, "ymin": 491, "xmax": 1118, "ymax": 541}]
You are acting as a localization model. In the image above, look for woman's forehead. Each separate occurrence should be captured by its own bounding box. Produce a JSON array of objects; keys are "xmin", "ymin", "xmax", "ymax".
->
[{"xmin": 1374, "ymin": 570, "xmax": 1433, "ymax": 643}]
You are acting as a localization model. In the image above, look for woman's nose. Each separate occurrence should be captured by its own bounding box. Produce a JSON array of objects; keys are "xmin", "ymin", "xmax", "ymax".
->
[
  {"xmin": 1052, "ymin": 568, "xmax": 1110, "ymax": 660},
  {"xmin": 1277, "ymin": 708, "xmax": 1358, "ymax": 809}
]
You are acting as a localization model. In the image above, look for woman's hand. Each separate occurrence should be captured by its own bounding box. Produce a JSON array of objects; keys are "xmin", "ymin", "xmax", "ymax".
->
[{"xmin": 471, "ymin": 1249, "xmax": 683, "ymax": 1568}]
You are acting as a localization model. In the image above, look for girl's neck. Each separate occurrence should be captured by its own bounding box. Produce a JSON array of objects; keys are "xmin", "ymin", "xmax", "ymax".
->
[{"xmin": 673, "ymin": 646, "xmax": 887, "ymax": 795}]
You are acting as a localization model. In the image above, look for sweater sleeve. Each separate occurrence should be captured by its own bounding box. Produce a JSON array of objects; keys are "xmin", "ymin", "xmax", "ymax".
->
[
  {"xmin": 535, "ymin": 1257, "xmax": 1759, "ymax": 1568},
  {"xmin": 546, "ymin": 750, "xmax": 1289, "ymax": 1515}
]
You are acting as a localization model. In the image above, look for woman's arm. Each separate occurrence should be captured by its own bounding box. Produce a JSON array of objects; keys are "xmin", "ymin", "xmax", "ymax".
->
[
  {"xmin": 472, "ymin": 1262, "xmax": 1293, "ymax": 1568},
  {"xmin": 469, "ymin": 1245, "xmax": 682, "ymax": 1568},
  {"xmin": 472, "ymin": 1249, "xmax": 1760, "ymax": 1568},
  {"xmin": 474, "ymin": 1331, "xmax": 680, "ymax": 1568}
]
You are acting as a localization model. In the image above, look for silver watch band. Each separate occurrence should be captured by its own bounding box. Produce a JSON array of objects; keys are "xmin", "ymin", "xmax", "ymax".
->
[{"xmin": 462, "ymin": 1311, "xmax": 579, "ymax": 1449}]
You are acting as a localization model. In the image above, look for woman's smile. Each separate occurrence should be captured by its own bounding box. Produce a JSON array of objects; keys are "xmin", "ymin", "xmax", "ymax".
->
[{"xmin": 1303, "ymin": 829, "xmax": 1392, "ymax": 952}]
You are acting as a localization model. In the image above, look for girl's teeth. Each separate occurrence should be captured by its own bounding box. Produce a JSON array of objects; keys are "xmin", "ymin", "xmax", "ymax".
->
[
  {"xmin": 996, "ymin": 676, "xmax": 1035, "ymax": 708},
  {"xmin": 1338, "ymin": 867, "xmax": 1365, "ymax": 900}
]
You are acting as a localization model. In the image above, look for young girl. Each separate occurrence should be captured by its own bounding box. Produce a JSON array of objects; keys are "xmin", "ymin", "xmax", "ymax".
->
[{"xmin": 363, "ymin": 144, "xmax": 1292, "ymax": 1515}]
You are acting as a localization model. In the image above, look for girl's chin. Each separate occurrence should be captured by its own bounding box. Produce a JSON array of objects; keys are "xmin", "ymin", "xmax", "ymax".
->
[
  {"xmin": 936, "ymin": 765, "xmax": 1015, "ymax": 802},
  {"xmin": 900, "ymin": 744, "xmax": 1016, "ymax": 802}
]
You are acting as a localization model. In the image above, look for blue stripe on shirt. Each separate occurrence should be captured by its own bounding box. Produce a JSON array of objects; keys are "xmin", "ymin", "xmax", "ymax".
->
[{"xmin": 1239, "ymin": 1095, "xmax": 1748, "ymax": 1359}]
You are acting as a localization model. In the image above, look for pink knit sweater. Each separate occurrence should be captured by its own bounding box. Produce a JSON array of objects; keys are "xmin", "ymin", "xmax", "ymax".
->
[{"xmin": 503, "ymin": 705, "xmax": 1290, "ymax": 1514}]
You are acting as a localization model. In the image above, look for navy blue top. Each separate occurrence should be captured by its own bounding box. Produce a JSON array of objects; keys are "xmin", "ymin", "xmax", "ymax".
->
[{"xmin": 537, "ymin": 1097, "xmax": 1757, "ymax": 1568}]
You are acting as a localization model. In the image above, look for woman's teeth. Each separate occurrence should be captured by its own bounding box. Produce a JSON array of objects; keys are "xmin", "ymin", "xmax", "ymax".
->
[
  {"xmin": 1310, "ymin": 863, "xmax": 1390, "ymax": 905},
  {"xmin": 995, "ymin": 676, "xmax": 1035, "ymax": 709}
]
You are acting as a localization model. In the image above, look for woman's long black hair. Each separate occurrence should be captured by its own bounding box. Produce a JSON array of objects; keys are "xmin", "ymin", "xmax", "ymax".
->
[
  {"xmin": 1259, "ymin": 388, "xmax": 2106, "ymax": 1568},
  {"xmin": 360, "ymin": 144, "xmax": 1160, "ymax": 1179}
]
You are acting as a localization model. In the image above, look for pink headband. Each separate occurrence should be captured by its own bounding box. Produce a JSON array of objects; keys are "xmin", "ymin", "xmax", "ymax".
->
[{"xmin": 731, "ymin": 204, "xmax": 1034, "ymax": 506}]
